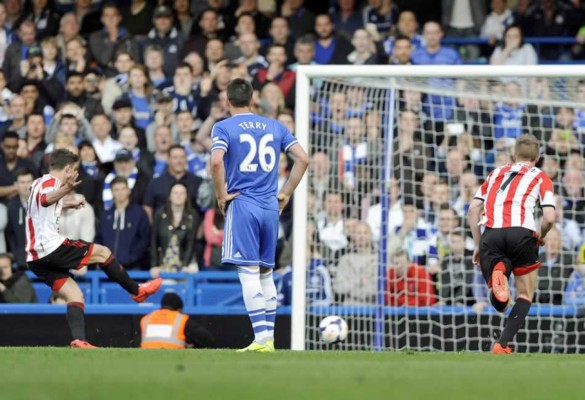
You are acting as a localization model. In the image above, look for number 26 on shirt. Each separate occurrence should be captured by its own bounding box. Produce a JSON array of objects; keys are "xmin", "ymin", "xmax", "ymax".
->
[{"xmin": 239, "ymin": 133, "xmax": 276, "ymax": 173}]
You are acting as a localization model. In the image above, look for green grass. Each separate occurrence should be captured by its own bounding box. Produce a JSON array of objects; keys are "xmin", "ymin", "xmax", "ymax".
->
[{"xmin": 2, "ymin": 348, "xmax": 585, "ymax": 400}]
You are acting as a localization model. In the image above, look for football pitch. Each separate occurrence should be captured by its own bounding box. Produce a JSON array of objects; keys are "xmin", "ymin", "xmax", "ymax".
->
[{"xmin": 2, "ymin": 348, "xmax": 585, "ymax": 400}]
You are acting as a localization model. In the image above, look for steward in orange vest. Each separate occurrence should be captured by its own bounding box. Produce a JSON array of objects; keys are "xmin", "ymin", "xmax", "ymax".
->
[{"xmin": 140, "ymin": 293, "xmax": 214, "ymax": 349}]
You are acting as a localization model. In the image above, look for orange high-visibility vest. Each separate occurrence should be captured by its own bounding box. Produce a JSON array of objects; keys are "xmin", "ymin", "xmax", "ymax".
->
[{"xmin": 140, "ymin": 309, "xmax": 189, "ymax": 349}]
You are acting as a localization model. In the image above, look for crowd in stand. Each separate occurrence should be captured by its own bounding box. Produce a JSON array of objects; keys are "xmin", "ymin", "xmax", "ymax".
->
[{"xmin": 0, "ymin": 0, "xmax": 584, "ymax": 308}]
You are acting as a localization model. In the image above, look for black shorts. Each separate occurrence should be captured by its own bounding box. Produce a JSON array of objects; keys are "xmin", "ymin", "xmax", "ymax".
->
[
  {"xmin": 27, "ymin": 239, "xmax": 94, "ymax": 291},
  {"xmin": 479, "ymin": 227, "xmax": 541, "ymax": 287}
]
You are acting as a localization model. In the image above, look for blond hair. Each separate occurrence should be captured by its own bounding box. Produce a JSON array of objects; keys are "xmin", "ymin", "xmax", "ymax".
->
[{"xmin": 514, "ymin": 134, "xmax": 540, "ymax": 162}]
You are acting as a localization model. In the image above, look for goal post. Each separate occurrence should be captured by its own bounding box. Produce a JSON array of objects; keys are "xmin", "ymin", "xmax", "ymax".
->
[{"xmin": 292, "ymin": 65, "xmax": 585, "ymax": 352}]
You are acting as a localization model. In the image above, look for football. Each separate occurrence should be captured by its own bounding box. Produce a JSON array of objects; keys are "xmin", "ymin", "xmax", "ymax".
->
[{"xmin": 319, "ymin": 316, "xmax": 349, "ymax": 344}]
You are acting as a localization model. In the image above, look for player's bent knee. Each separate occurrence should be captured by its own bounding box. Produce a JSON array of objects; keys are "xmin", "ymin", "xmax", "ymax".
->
[{"xmin": 90, "ymin": 244, "xmax": 111, "ymax": 264}]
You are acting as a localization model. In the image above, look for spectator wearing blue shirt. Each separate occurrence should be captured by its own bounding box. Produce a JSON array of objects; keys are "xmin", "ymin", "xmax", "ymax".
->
[
  {"xmin": 412, "ymin": 21, "xmax": 461, "ymax": 122},
  {"xmin": 127, "ymin": 65, "xmax": 154, "ymax": 131},
  {"xmin": 163, "ymin": 63, "xmax": 200, "ymax": 118},
  {"xmin": 96, "ymin": 176, "xmax": 151, "ymax": 271},
  {"xmin": 101, "ymin": 149, "xmax": 150, "ymax": 212},
  {"xmin": 143, "ymin": 144, "xmax": 203, "ymax": 222},
  {"xmin": 383, "ymin": 11, "xmax": 424, "ymax": 58},
  {"xmin": 313, "ymin": 14, "xmax": 352, "ymax": 65},
  {"xmin": 142, "ymin": 5, "xmax": 183, "ymax": 77},
  {"xmin": 362, "ymin": 0, "xmax": 399, "ymax": 37},
  {"xmin": 573, "ymin": 80, "xmax": 585, "ymax": 137},
  {"xmin": 152, "ymin": 125, "xmax": 171, "ymax": 179},
  {"xmin": 332, "ymin": 0, "xmax": 364, "ymax": 40},
  {"xmin": 565, "ymin": 264, "xmax": 585, "ymax": 306}
]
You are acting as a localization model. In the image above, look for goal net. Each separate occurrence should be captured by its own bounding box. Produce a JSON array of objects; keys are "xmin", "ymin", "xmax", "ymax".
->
[{"xmin": 291, "ymin": 66, "xmax": 585, "ymax": 353}]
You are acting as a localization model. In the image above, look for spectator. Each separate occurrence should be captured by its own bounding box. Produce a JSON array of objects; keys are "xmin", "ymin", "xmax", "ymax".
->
[
  {"xmin": 278, "ymin": 221, "xmax": 333, "ymax": 307},
  {"xmin": 366, "ymin": 178, "xmax": 403, "ymax": 243},
  {"xmin": 0, "ymin": 70, "xmax": 15, "ymax": 128},
  {"xmin": 536, "ymin": 226, "xmax": 573, "ymax": 305},
  {"xmin": 164, "ymin": 63, "xmax": 200, "ymax": 118},
  {"xmin": 204, "ymin": 38, "xmax": 225, "ymax": 73},
  {"xmin": 143, "ymin": 144, "xmax": 203, "ymax": 222},
  {"xmin": 257, "ymin": 83, "xmax": 285, "ymax": 120},
  {"xmin": 144, "ymin": 45, "xmax": 168, "ymax": 89},
  {"xmin": 90, "ymin": 113, "xmax": 122, "ymax": 164},
  {"xmin": 3, "ymin": 0, "xmax": 21, "ymax": 31},
  {"xmin": 118, "ymin": 126, "xmax": 154, "ymax": 178},
  {"xmin": 546, "ymin": 107, "xmax": 579, "ymax": 163},
  {"xmin": 553, "ymin": 194, "xmax": 582, "ymax": 252},
  {"xmin": 1, "ymin": 95, "xmax": 26, "ymax": 139},
  {"xmin": 143, "ymin": 5, "xmax": 183, "ymax": 78},
  {"xmin": 101, "ymin": 50, "xmax": 135, "ymax": 114},
  {"xmin": 65, "ymin": 72, "xmax": 103, "ymax": 121},
  {"xmin": 480, "ymin": 0, "xmax": 515, "ymax": 45},
  {"xmin": 83, "ymin": 69, "xmax": 103, "ymax": 101},
  {"xmin": 309, "ymin": 152, "xmax": 332, "ymax": 219},
  {"xmin": 110, "ymin": 95, "xmax": 147, "ymax": 149},
  {"xmin": 122, "ymin": 0, "xmax": 155, "ymax": 38},
  {"xmin": 561, "ymin": 168, "xmax": 585, "ymax": 224},
  {"xmin": 338, "ymin": 116, "xmax": 368, "ymax": 194},
  {"xmin": 347, "ymin": 29, "xmax": 378, "ymax": 65},
  {"xmin": 574, "ymin": 80, "xmax": 585, "ymax": 134},
  {"xmin": 234, "ymin": 0, "xmax": 271, "ymax": 39},
  {"xmin": 386, "ymin": 249, "xmax": 437, "ymax": 306},
  {"xmin": 72, "ymin": 0, "xmax": 101, "ymax": 36},
  {"xmin": 140, "ymin": 292, "xmax": 215, "ymax": 348},
  {"xmin": 280, "ymin": 0, "xmax": 315, "ymax": 39},
  {"xmin": 452, "ymin": 171, "xmax": 477, "ymax": 218},
  {"xmin": 150, "ymin": 182, "xmax": 198, "ymax": 274},
  {"xmin": 183, "ymin": 50, "xmax": 206, "ymax": 84},
  {"xmin": 0, "ymin": 253, "xmax": 37, "ymax": 303},
  {"xmin": 288, "ymin": 34, "xmax": 316, "ymax": 71},
  {"xmin": 444, "ymin": 149, "xmax": 468, "ymax": 200},
  {"xmin": 64, "ymin": 36, "xmax": 92, "ymax": 75},
  {"xmin": 45, "ymin": 105, "xmax": 94, "ymax": 146},
  {"xmin": 490, "ymin": 25, "xmax": 537, "ymax": 65},
  {"xmin": 332, "ymin": 0, "xmax": 364, "ymax": 40},
  {"xmin": 182, "ymin": 8, "xmax": 224, "ymax": 57},
  {"xmin": 253, "ymin": 44, "xmax": 295, "ymax": 105},
  {"xmin": 145, "ymin": 92, "xmax": 177, "ymax": 152},
  {"xmin": 261, "ymin": 17, "xmax": 295, "ymax": 64},
  {"xmin": 60, "ymin": 189, "xmax": 95, "ymax": 242},
  {"xmin": 18, "ymin": 112, "xmax": 46, "ymax": 173},
  {"xmin": 5, "ymin": 169, "xmax": 32, "ymax": 268},
  {"xmin": 77, "ymin": 141, "xmax": 103, "ymax": 182},
  {"xmin": 15, "ymin": 0, "xmax": 60, "ymax": 40},
  {"xmin": 362, "ymin": 0, "xmax": 399, "ymax": 37},
  {"xmin": 412, "ymin": 22, "xmax": 460, "ymax": 121},
  {"xmin": 441, "ymin": 0, "xmax": 487, "ymax": 46},
  {"xmin": 313, "ymin": 14, "xmax": 352, "ymax": 65},
  {"xmin": 0, "ymin": 131, "xmax": 36, "ymax": 202},
  {"xmin": 175, "ymin": 109, "xmax": 195, "ymax": 153},
  {"xmin": 233, "ymin": 32, "xmax": 267, "ymax": 78},
  {"xmin": 387, "ymin": 199, "xmax": 433, "ymax": 267},
  {"xmin": 152, "ymin": 125, "xmax": 172, "ymax": 178},
  {"xmin": 127, "ymin": 65, "xmax": 154, "ymax": 131},
  {"xmin": 0, "ymin": 3, "xmax": 15, "ymax": 66},
  {"xmin": 438, "ymin": 229, "xmax": 474, "ymax": 306},
  {"xmin": 55, "ymin": 12, "xmax": 80, "ymax": 62},
  {"xmin": 96, "ymin": 176, "xmax": 150, "ymax": 270},
  {"xmin": 3, "ymin": 21, "xmax": 38, "ymax": 92},
  {"xmin": 317, "ymin": 190, "xmax": 348, "ymax": 262},
  {"xmin": 19, "ymin": 78, "xmax": 59, "ymax": 126},
  {"xmin": 102, "ymin": 148, "xmax": 150, "ymax": 211},
  {"xmin": 428, "ymin": 204, "xmax": 461, "ymax": 268},
  {"xmin": 89, "ymin": 3, "xmax": 140, "ymax": 78},
  {"xmin": 40, "ymin": 37, "xmax": 66, "ymax": 86},
  {"xmin": 334, "ymin": 221, "xmax": 378, "ymax": 305},
  {"xmin": 565, "ymin": 263, "xmax": 585, "ymax": 306},
  {"xmin": 173, "ymin": 0, "xmax": 195, "ymax": 41},
  {"xmin": 383, "ymin": 11, "xmax": 424, "ymax": 58},
  {"xmin": 388, "ymin": 34, "xmax": 413, "ymax": 65}
]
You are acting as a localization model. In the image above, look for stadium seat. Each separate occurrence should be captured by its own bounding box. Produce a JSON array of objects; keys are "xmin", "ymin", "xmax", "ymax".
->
[
  {"xmin": 100, "ymin": 282, "xmax": 187, "ymax": 305},
  {"xmin": 196, "ymin": 283, "xmax": 244, "ymax": 306}
]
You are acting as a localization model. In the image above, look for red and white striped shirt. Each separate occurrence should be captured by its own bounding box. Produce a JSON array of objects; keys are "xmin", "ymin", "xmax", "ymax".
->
[
  {"xmin": 474, "ymin": 162, "xmax": 555, "ymax": 231},
  {"xmin": 25, "ymin": 174, "xmax": 66, "ymax": 262}
]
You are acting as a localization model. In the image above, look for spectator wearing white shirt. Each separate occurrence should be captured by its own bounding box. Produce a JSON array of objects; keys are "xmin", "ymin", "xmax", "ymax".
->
[
  {"xmin": 554, "ymin": 194, "xmax": 582, "ymax": 251},
  {"xmin": 91, "ymin": 113, "xmax": 122, "ymax": 164},
  {"xmin": 367, "ymin": 178, "xmax": 403, "ymax": 243},
  {"xmin": 490, "ymin": 25, "xmax": 537, "ymax": 65},
  {"xmin": 60, "ymin": 191, "xmax": 96, "ymax": 243},
  {"xmin": 480, "ymin": 0, "xmax": 515, "ymax": 45},
  {"xmin": 317, "ymin": 191, "xmax": 348, "ymax": 263}
]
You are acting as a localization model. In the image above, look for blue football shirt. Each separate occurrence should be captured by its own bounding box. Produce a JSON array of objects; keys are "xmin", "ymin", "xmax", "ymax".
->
[{"xmin": 211, "ymin": 113, "xmax": 298, "ymax": 211}]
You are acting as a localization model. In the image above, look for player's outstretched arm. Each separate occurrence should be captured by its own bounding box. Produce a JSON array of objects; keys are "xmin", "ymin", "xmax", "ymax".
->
[
  {"xmin": 467, "ymin": 198, "xmax": 484, "ymax": 265},
  {"xmin": 277, "ymin": 143, "xmax": 309, "ymax": 214}
]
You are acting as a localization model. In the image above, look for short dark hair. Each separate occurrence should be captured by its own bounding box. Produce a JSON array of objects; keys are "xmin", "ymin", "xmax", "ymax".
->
[
  {"xmin": 26, "ymin": 112, "xmax": 44, "ymax": 123},
  {"xmin": 168, "ymin": 144, "xmax": 186, "ymax": 156},
  {"xmin": 2, "ymin": 131, "xmax": 19, "ymax": 141},
  {"xmin": 14, "ymin": 168, "xmax": 33, "ymax": 179},
  {"xmin": 115, "ymin": 50, "xmax": 134, "ymax": 62},
  {"xmin": 66, "ymin": 71, "xmax": 84, "ymax": 81},
  {"xmin": 227, "ymin": 78, "xmax": 253, "ymax": 107},
  {"xmin": 267, "ymin": 43, "xmax": 286, "ymax": 55},
  {"xmin": 50, "ymin": 148, "xmax": 79, "ymax": 171},
  {"xmin": 176, "ymin": 62, "xmax": 193, "ymax": 74},
  {"xmin": 111, "ymin": 176, "xmax": 129, "ymax": 188},
  {"xmin": 394, "ymin": 34, "xmax": 411, "ymax": 44}
]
